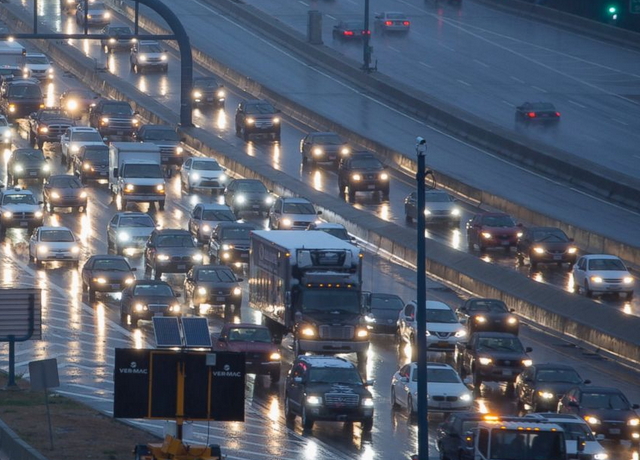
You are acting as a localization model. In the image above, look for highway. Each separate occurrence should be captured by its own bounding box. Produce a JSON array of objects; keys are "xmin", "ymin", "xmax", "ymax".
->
[{"xmin": 0, "ymin": 1, "xmax": 637, "ymax": 460}]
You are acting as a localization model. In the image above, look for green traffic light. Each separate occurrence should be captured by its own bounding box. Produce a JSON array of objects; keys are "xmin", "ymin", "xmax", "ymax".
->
[{"xmin": 608, "ymin": 5, "xmax": 617, "ymax": 13}]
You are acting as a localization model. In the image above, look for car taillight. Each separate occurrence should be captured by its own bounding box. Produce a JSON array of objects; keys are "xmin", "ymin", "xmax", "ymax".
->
[
  {"xmin": 555, "ymin": 112, "xmax": 561, "ymax": 117},
  {"xmin": 527, "ymin": 112, "xmax": 536, "ymax": 118},
  {"xmin": 344, "ymin": 30, "xmax": 354, "ymax": 36},
  {"xmin": 385, "ymin": 20, "xmax": 393, "ymax": 26},
  {"xmin": 363, "ymin": 30, "xmax": 371, "ymax": 35},
  {"xmin": 403, "ymin": 21, "xmax": 410, "ymax": 26}
]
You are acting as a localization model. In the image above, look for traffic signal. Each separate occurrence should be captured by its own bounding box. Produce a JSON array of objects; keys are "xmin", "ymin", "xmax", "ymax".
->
[{"xmin": 607, "ymin": 4, "xmax": 618, "ymax": 19}]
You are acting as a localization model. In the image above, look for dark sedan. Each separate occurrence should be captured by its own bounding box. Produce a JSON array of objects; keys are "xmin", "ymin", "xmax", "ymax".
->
[
  {"xmin": 299, "ymin": 131, "xmax": 350, "ymax": 165},
  {"xmin": 364, "ymin": 292, "xmax": 404, "ymax": 333},
  {"xmin": 144, "ymin": 229, "xmax": 204, "ymax": 279},
  {"xmin": 516, "ymin": 227, "xmax": 578, "ymax": 269},
  {"xmin": 7, "ymin": 148, "xmax": 51, "ymax": 186},
  {"xmin": 456, "ymin": 298, "xmax": 519, "ymax": 335},
  {"xmin": 332, "ymin": 21, "xmax": 370, "ymax": 40},
  {"xmin": 81, "ymin": 255, "xmax": 136, "ymax": 303},
  {"xmin": 192, "ymin": 77, "xmax": 225, "ymax": 109},
  {"xmin": 437, "ymin": 412, "xmax": 486, "ymax": 460},
  {"xmin": 100, "ymin": 25, "xmax": 135, "ymax": 52},
  {"xmin": 466, "ymin": 212, "xmax": 523, "ymax": 253},
  {"xmin": 207, "ymin": 221, "xmax": 256, "ymax": 266},
  {"xmin": 184, "ymin": 265, "xmax": 243, "ymax": 318},
  {"xmin": 515, "ymin": 102, "xmax": 560, "ymax": 125},
  {"xmin": 59, "ymin": 88, "xmax": 100, "ymax": 119},
  {"xmin": 224, "ymin": 178, "xmax": 274, "ymax": 217},
  {"xmin": 558, "ymin": 385, "xmax": 640, "ymax": 443},
  {"xmin": 73, "ymin": 145, "xmax": 109, "ymax": 183},
  {"xmin": 515, "ymin": 363, "xmax": 587, "ymax": 413},
  {"xmin": 120, "ymin": 280, "xmax": 181, "ymax": 327},
  {"xmin": 43, "ymin": 174, "xmax": 88, "ymax": 213}
]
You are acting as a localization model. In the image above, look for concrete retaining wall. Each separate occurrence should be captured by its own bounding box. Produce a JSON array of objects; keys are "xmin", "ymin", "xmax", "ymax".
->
[
  {"xmin": 0, "ymin": 418, "xmax": 49, "ymax": 460},
  {"xmin": 2, "ymin": 3, "xmax": 640, "ymax": 364}
]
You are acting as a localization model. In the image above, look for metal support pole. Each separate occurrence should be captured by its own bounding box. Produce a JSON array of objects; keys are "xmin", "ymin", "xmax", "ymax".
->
[
  {"xmin": 363, "ymin": 0, "xmax": 371, "ymax": 71},
  {"xmin": 33, "ymin": 0, "xmax": 38, "ymax": 34},
  {"xmin": 415, "ymin": 138, "xmax": 428, "ymax": 460},
  {"xmin": 7, "ymin": 337, "xmax": 16, "ymax": 387},
  {"xmin": 134, "ymin": 0, "xmax": 140, "ymax": 35},
  {"xmin": 176, "ymin": 360, "xmax": 185, "ymax": 441}
]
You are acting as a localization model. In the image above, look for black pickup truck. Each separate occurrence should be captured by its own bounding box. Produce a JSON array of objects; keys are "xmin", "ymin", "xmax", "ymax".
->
[
  {"xmin": 28, "ymin": 108, "xmax": 75, "ymax": 149},
  {"xmin": 89, "ymin": 99, "xmax": 139, "ymax": 139}
]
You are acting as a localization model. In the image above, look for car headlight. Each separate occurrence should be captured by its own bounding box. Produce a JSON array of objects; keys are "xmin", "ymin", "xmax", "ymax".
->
[
  {"xmin": 157, "ymin": 254, "xmax": 170, "ymax": 261},
  {"xmin": 103, "ymin": 12, "xmax": 111, "ymax": 18},
  {"xmin": 269, "ymin": 352, "xmax": 281, "ymax": 361},
  {"xmin": 34, "ymin": 211, "xmax": 43, "ymax": 218},
  {"xmin": 101, "ymin": 117, "xmax": 109, "ymax": 124},
  {"xmin": 222, "ymin": 253, "xmax": 231, "ymax": 259},
  {"xmin": 94, "ymin": 277, "xmax": 107, "ymax": 284},
  {"xmin": 301, "ymin": 326, "xmax": 315, "ymax": 337},
  {"xmin": 245, "ymin": 117, "xmax": 255, "ymax": 125},
  {"xmin": 67, "ymin": 100, "xmax": 78, "ymax": 110},
  {"xmin": 3, "ymin": 130, "xmax": 11, "ymax": 138},
  {"xmin": 190, "ymin": 172, "xmax": 200, "ymax": 181},
  {"xmin": 139, "ymin": 55, "xmax": 147, "ymax": 62},
  {"xmin": 380, "ymin": 172, "xmax": 389, "ymax": 180},
  {"xmin": 340, "ymin": 147, "xmax": 350, "ymax": 155},
  {"xmin": 71, "ymin": 246, "xmax": 80, "ymax": 254},
  {"xmin": 516, "ymin": 232, "xmax": 523, "ymax": 238},
  {"xmin": 71, "ymin": 145, "xmax": 80, "ymax": 153},
  {"xmin": 313, "ymin": 147, "xmax": 323, "ymax": 156},
  {"xmin": 222, "ymin": 244, "xmax": 234, "ymax": 250},
  {"xmin": 235, "ymin": 195, "xmax": 246, "ymax": 204},
  {"xmin": 364, "ymin": 315, "xmax": 376, "ymax": 323},
  {"xmin": 134, "ymin": 303, "xmax": 145, "ymax": 312},
  {"xmin": 538, "ymin": 391, "xmax": 554, "ymax": 399},
  {"xmin": 38, "ymin": 245, "xmax": 49, "ymax": 253},
  {"xmin": 281, "ymin": 218, "xmax": 292, "ymax": 227},
  {"xmin": 352, "ymin": 173, "xmax": 362, "ymax": 181},
  {"xmin": 170, "ymin": 303, "xmax": 181, "ymax": 313},
  {"xmin": 623, "ymin": 276, "xmax": 634, "ymax": 284},
  {"xmin": 192, "ymin": 253, "xmax": 203, "ymax": 262},
  {"xmin": 160, "ymin": 55, "xmax": 167, "ymax": 61},
  {"xmin": 585, "ymin": 416, "xmax": 600, "ymax": 425},
  {"xmin": 39, "ymin": 127, "xmax": 48, "ymax": 133},
  {"xmin": 424, "ymin": 209, "xmax": 431, "ymax": 216},
  {"xmin": 362, "ymin": 397, "xmax": 374, "ymax": 407},
  {"xmin": 51, "ymin": 192, "xmax": 61, "ymax": 199},
  {"xmin": 233, "ymin": 287, "xmax": 242, "ymax": 296},
  {"xmin": 14, "ymin": 164, "xmax": 23, "ymax": 173},
  {"xmin": 454, "ymin": 329, "xmax": 467, "ymax": 338},
  {"xmin": 108, "ymin": 38, "xmax": 116, "ymax": 44},
  {"xmin": 219, "ymin": 173, "xmax": 227, "ymax": 182},
  {"xmin": 125, "ymin": 184, "xmax": 135, "ymax": 192},
  {"xmin": 176, "ymin": 146, "xmax": 183, "ymax": 154},
  {"xmin": 482, "ymin": 232, "xmax": 492, "ymax": 239},
  {"xmin": 132, "ymin": 119, "xmax": 140, "ymax": 125},
  {"xmin": 478, "ymin": 357, "xmax": 492, "ymax": 365},
  {"xmin": 273, "ymin": 117, "xmax": 280, "ymax": 124},
  {"xmin": 156, "ymin": 184, "xmax": 165, "ymax": 192},
  {"xmin": 522, "ymin": 359, "xmax": 533, "ymax": 367},
  {"xmin": 193, "ymin": 91, "xmax": 202, "ymax": 98},
  {"xmin": 3, "ymin": 211, "xmax": 12, "ymax": 219},
  {"xmin": 306, "ymin": 395, "xmax": 322, "ymax": 405},
  {"xmin": 475, "ymin": 316, "xmax": 487, "ymax": 323},
  {"xmin": 451, "ymin": 208, "xmax": 460, "ymax": 216},
  {"xmin": 533, "ymin": 247, "xmax": 545, "ymax": 254},
  {"xmin": 590, "ymin": 276, "xmax": 603, "ymax": 284},
  {"xmin": 507, "ymin": 317, "xmax": 518, "ymax": 324},
  {"xmin": 42, "ymin": 164, "xmax": 50, "ymax": 172},
  {"xmin": 628, "ymin": 418, "xmax": 640, "ymax": 426},
  {"xmin": 197, "ymin": 287, "xmax": 207, "ymax": 296},
  {"xmin": 217, "ymin": 90, "xmax": 225, "ymax": 98},
  {"xmin": 594, "ymin": 454, "xmax": 608, "ymax": 460},
  {"xmin": 460, "ymin": 393, "xmax": 473, "ymax": 402},
  {"xmin": 48, "ymin": 68, "xmax": 53, "ymax": 75},
  {"xmin": 568, "ymin": 247, "xmax": 577, "ymax": 254},
  {"xmin": 265, "ymin": 196, "xmax": 274, "ymax": 205},
  {"xmin": 80, "ymin": 191, "xmax": 88, "ymax": 199},
  {"xmin": 117, "ymin": 232, "xmax": 130, "ymax": 242},
  {"xmin": 124, "ymin": 277, "xmax": 134, "ymax": 285},
  {"xmin": 356, "ymin": 328, "xmax": 369, "ymax": 338},
  {"xmin": 202, "ymin": 225, "xmax": 211, "ymax": 233}
]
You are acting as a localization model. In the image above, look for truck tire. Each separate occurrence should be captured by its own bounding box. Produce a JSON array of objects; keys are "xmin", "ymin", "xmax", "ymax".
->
[
  {"xmin": 357, "ymin": 351, "xmax": 368, "ymax": 367},
  {"xmin": 301, "ymin": 405, "xmax": 314, "ymax": 430},
  {"xmin": 158, "ymin": 200, "xmax": 165, "ymax": 211},
  {"xmin": 270, "ymin": 368, "xmax": 281, "ymax": 384},
  {"xmin": 88, "ymin": 288, "xmax": 96, "ymax": 304},
  {"xmin": 362, "ymin": 418, "xmax": 373, "ymax": 432},
  {"xmin": 284, "ymin": 395, "xmax": 296, "ymax": 423}
]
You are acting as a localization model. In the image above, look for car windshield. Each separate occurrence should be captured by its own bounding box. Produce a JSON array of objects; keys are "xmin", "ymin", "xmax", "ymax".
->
[
  {"xmin": 419, "ymin": 367, "xmax": 460, "ymax": 383},
  {"xmin": 371, "ymin": 295, "xmax": 403, "ymax": 311},
  {"xmin": 202, "ymin": 210, "xmax": 235, "ymax": 221},
  {"xmin": 26, "ymin": 56, "xmax": 49, "ymax": 65},
  {"xmin": 72, "ymin": 131, "xmax": 103, "ymax": 142},
  {"xmin": 140, "ymin": 44, "xmax": 164, "ymax": 53},
  {"xmin": 343, "ymin": 21, "xmax": 364, "ymax": 29},
  {"xmin": 236, "ymin": 181, "xmax": 267, "ymax": 192},
  {"xmin": 143, "ymin": 129, "xmax": 179, "ymax": 141},
  {"xmin": 49, "ymin": 177, "xmax": 82, "ymax": 188},
  {"xmin": 133, "ymin": 284, "xmax": 173, "ymax": 297},
  {"xmin": 194, "ymin": 78, "xmax": 219, "ymax": 88},
  {"xmin": 425, "ymin": 192, "xmax": 453, "ymax": 202},
  {"xmin": 40, "ymin": 230, "xmax": 74, "ymax": 242},
  {"xmin": 477, "ymin": 337, "xmax": 524, "ymax": 353},
  {"xmin": 300, "ymin": 290, "xmax": 360, "ymax": 315},
  {"xmin": 122, "ymin": 164, "xmax": 163, "ymax": 178},
  {"xmin": 535, "ymin": 369, "xmax": 582, "ymax": 384},
  {"xmin": 92, "ymin": 259, "xmax": 130, "ymax": 271},
  {"xmin": 156, "ymin": 235, "xmax": 194, "ymax": 248},
  {"xmin": 109, "ymin": 27, "xmax": 130, "ymax": 35},
  {"xmin": 195, "ymin": 268, "xmax": 235, "ymax": 282},
  {"xmin": 66, "ymin": 90, "xmax": 93, "ymax": 99},
  {"xmin": 3, "ymin": 194, "xmax": 36, "ymax": 205},
  {"xmin": 245, "ymin": 102, "xmax": 276, "ymax": 114},
  {"xmin": 386, "ymin": 13, "xmax": 406, "ymax": 19},
  {"xmin": 531, "ymin": 103, "xmax": 556, "ymax": 111},
  {"xmin": 192, "ymin": 160, "xmax": 221, "ymax": 171},
  {"xmin": 468, "ymin": 300, "xmax": 509, "ymax": 313},
  {"xmin": 587, "ymin": 258, "xmax": 626, "ymax": 271},
  {"xmin": 83, "ymin": 149, "xmax": 108, "ymax": 161},
  {"xmin": 426, "ymin": 308, "xmax": 458, "ymax": 323},
  {"xmin": 102, "ymin": 103, "xmax": 132, "ymax": 115},
  {"xmin": 312, "ymin": 134, "xmax": 343, "ymax": 145},
  {"xmin": 0, "ymin": 118, "xmax": 7, "ymax": 127},
  {"xmin": 490, "ymin": 431, "xmax": 565, "ymax": 460},
  {"xmin": 0, "ymin": 68, "xmax": 20, "ymax": 77},
  {"xmin": 554, "ymin": 422, "xmax": 595, "ymax": 441},
  {"xmin": 533, "ymin": 229, "xmax": 569, "ymax": 242},
  {"xmin": 220, "ymin": 227, "xmax": 252, "ymax": 239},
  {"xmin": 39, "ymin": 110, "xmax": 64, "ymax": 119},
  {"xmin": 581, "ymin": 392, "xmax": 629, "ymax": 410},
  {"xmin": 118, "ymin": 216, "xmax": 155, "ymax": 227},
  {"xmin": 319, "ymin": 228, "xmax": 350, "ymax": 240},
  {"xmin": 16, "ymin": 150, "xmax": 45, "ymax": 161},
  {"xmin": 7, "ymin": 85, "xmax": 42, "ymax": 98},
  {"xmin": 482, "ymin": 215, "xmax": 515, "ymax": 227},
  {"xmin": 227, "ymin": 327, "xmax": 271, "ymax": 343},
  {"xmin": 283, "ymin": 202, "xmax": 315, "ymax": 214},
  {"xmin": 308, "ymin": 367, "xmax": 362, "ymax": 385},
  {"xmin": 350, "ymin": 158, "xmax": 382, "ymax": 169},
  {"xmin": 89, "ymin": 3, "xmax": 107, "ymax": 10}
]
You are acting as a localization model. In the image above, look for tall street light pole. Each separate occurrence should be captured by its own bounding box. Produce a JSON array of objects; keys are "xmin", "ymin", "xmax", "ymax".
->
[
  {"xmin": 363, "ymin": 0, "xmax": 371, "ymax": 71},
  {"xmin": 415, "ymin": 137, "xmax": 428, "ymax": 460}
]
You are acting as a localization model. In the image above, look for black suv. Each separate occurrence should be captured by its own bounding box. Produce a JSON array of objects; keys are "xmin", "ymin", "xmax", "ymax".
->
[
  {"xmin": 338, "ymin": 151, "xmax": 389, "ymax": 202},
  {"xmin": 235, "ymin": 99, "xmax": 281, "ymax": 142},
  {"xmin": 73, "ymin": 145, "xmax": 109, "ymax": 183},
  {"xmin": 436, "ymin": 412, "xmax": 487, "ymax": 460},
  {"xmin": 284, "ymin": 355, "xmax": 374, "ymax": 431},
  {"xmin": 192, "ymin": 77, "xmax": 225, "ymax": 109},
  {"xmin": 1, "ymin": 80, "xmax": 44, "ymax": 121},
  {"xmin": 207, "ymin": 221, "xmax": 257, "ymax": 265},
  {"xmin": 223, "ymin": 179, "xmax": 273, "ymax": 217},
  {"xmin": 89, "ymin": 99, "xmax": 139, "ymax": 138},
  {"xmin": 7, "ymin": 148, "xmax": 51, "ymax": 185},
  {"xmin": 133, "ymin": 124, "xmax": 184, "ymax": 167},
  {"xmin": 144, "ymin": 229, "xmax": 203, "ymax": 279}
]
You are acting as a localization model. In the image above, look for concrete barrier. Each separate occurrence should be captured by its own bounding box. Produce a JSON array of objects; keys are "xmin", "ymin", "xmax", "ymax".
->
[
  {"xmin": 0, "ymin": 418, "xmax": 49, "ymax": 460},
  {"xmin": 3, "ymin": 2, "xmax": 640, "ymax": 365}
]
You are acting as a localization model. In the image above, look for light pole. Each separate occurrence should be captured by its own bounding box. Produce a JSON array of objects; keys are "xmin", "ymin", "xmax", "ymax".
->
[
  {"xmin": 415, "ymin": 137, "xmax": 428, "ymax": 460},
  {"xmin": 363, "ymin": 0, "xmax": 371, "ymax": 71}
]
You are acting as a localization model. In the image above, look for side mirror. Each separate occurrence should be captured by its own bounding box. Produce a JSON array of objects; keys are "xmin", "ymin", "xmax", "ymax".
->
[
  {"xmin": 180, "ymin": 137, "xmax": 186, "ymax": 143},
  {"xmin": 567, "ymin": 401, "xmax": 579, "ymax": 408},
  {"xmin": 29, "ymin": 112, "xmax": 36, "ymax": 119},
  {"xmin": 113, "ymin": 168, "xmax": 118, "ymax": 178},
  {"xmin": 130, "ymin": 267, "xmax": 137, "ymax": 272},
  {"xmin": 175, "ymin": 293, "xmax": 181, "ymax": 298},
  {"xmin": 365, "ymin": 379, "xmax": 374, "ymax": 386},
  {"xmin": 525, "ymin": 347, "xmax": 533, "ymax": 353},
  {"xmin": 576, "ymin": 436, "xmax": 585, "ymax": 453},
  {"xmin": 517, "ymin": 223, "xmax": 524, "ymax": 227},
  {"xmin": 569, "ymin": 238, "xmax": 575, "ymax": 242},
  {"xmin": 236, "ymin": 277, "xmax": 244, "ymax": 282},
  {"xmin": 38, "ymin": 200, "xmax": 43, "ymax": 205},
  {"xmin": 583, "ymin": 379, "xmax": 591, "ymax": 384},
  {"xmin": 186, "ymin": 277, "xmax": 193, "ymax": 282},
  {"xmin": 133, "ymin": 111, "xmax": 140, "ymax": 115},
  {"xmin": 316, "ymin": 210, "xmax": 322, "ymax": 215},
  {"xmin": 510, "ymin": 308, "xmax": 515, "ymax": 312}
]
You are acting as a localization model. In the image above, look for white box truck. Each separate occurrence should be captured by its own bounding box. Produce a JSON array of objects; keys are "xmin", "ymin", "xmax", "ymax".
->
[
  {"xmin": 109, "ymin": 142, "xmax": 166, "ymax": 211},
  {"xmin": 0, "ymin": 41, "xmax": 26, "ymax": 68}
]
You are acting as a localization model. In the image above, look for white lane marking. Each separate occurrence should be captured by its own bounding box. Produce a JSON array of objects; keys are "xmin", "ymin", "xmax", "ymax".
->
[
  {"xmin": 326, "ymin": 14, "xmax": 336, "ymax": 20},
  {"xmin": 611, "ymin": 118, "xmax": 630, "ymax": 126},
  {"xmin": 510, "ymin": 76, "xmax": 524, "ymax": 83},
  {"xmin": 568, "ymin": 100, "xmax": 587, "ymax": 108},
  {"xmin": 388, "ymin": 46, "xmax": 400, "ymax": 53},
  {"xmin": 474, "ymin": 59, "xmax": 489, "ymax": 68},
  {"xmin": 419, "ymin": 61, "xmax": 433, "ymax": 68},
  {"xmin": 92, "ymin": 198, "xmax": 108, "ymax": 209},
  {"xmin": 502, "ymin": 100, "xmax": 514, "ymax": 107},
  {"xmin": 532, "ymin": 85, "xmax": 548, "ymax": 93},
  {"xmin": 457, "ymin": 79, "xmax": 471, "ymax": 87},
  {"xmin": 439, "ymin": 43, "xmax": 455, "ymax": 52},
  {"xmin": 298, "ymin": 1, "xmax": 308, "ymax": 5}
]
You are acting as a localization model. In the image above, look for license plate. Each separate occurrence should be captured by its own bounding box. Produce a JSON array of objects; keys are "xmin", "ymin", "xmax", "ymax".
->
[
  {"xmin": 441, "ymin": 402, "xmax": 452, "ymax": 409},
  {"xmin": 240, "ymin": 254, "xmax": 248, "ymax": 258},
  {"xmin": 367, "ymin": 184, "xmax": 376, "ymax": 189},
  {"xmin": 154, "ymin": 312, "xmax": 163, "ymax": 317},
  {"xmin": 177, "ymin": 264, "xmax": 186, "ymax": 270},
  {"xmin": 501, "ymin": 241, "xmax": 510, "ymax": 246},
  {"xmin": 437, "ymin": 341, "xmax": 449, "ymax": 347},
  {"xmin": 246, "ymin": 361, "xmax": 253, "ymax": 365},
  {"xmin": 206, "ymin": 98, "xmax": 214, "ymax": 102},
  {"xmin": 553, "ymin": 255, "xmax": 562, "ymax": 260},
  {"xmin": 502, "ymin": 370, "xmax": 512, "ymax": 376},
  {"xmin": 110, "ymin": 284, "xmax": 119, "ymax": 290},
  {"xmin": 20, "ymin": 221, "xmax": 28, "ymax": 227},
  {"xmin": 162, "ymin": 156, "xmax": 169, "ymax": 162},
  {"xmin": 252, "ymin": 204, "xmax": 260, "ymax": 209},
  {"xmin": 609, "ymin": 428, "xmax": 621, "ymax": 435},
  {"xmin": 99, "ymin": 172, "xmax": 108, "ymax": 176},
  {"xmin": 216, "ymin": 296, "xmax": 225, "ymax": 302},
  {"xmin": 29, "ymin": 171, "xmax": 37, "ymax": 176},
  {"xmin": 117, "ymin": 130, "xmax": 124, "ymax": 136},
  {"xmin": 55, "ymin": 254, "xmax": 65, "ymax": 259}
]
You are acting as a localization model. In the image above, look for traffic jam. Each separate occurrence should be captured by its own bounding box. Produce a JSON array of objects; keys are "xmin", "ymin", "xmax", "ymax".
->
[{"xmin": 0, "ymin": 1, "xmax": 639, "ymax": 460}]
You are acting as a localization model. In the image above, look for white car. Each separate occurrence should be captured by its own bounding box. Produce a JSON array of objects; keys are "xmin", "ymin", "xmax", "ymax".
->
[
  {"xmin": 524, "ymin": 413, "xmax": 608, "ymax": 460},
  {"xmin": 572, "ymin": 254, "xmax": 634, "ymax": 300},
  {"xmin": 0, "ymin": 115, "xmax": 13, "ymax": 148},
  {"xmin": 29, "ymin": 226, "xmax": 81, "ymax": 267},
  {"xmin": 130, "ymin": 40, "xmax": 168, "ymax": 73},
  {"xmin": 397, "ymin": 300, "xmax": 467, "ymax": 358},
  {"xmin": 187, "ymin": 203, "xmax": 237, "ymax": 244},
  {"xmin": 268, "ymin": 197, "xmax": 322, "ymax": 230},
  {"xmin": 306, "ymin": 222, "xmax": 356, "ymax": 244},
  {"xmin": 60, "ymin": 127, "xmax": 106, "ymax": 166},
  {"xmin": 179, "ymin": 157, "xmax": 228, "ymax": 194},
  {"xmin": 391, "ymin": 362, "xmax": 473, "ymax": 415},
  {"xmin": 23, "ymin": 53, "xmax": 53, "ymax": 81},
  {"xmin": 106, "ymin": 212, "xmax": 157, "ymax": 255}
]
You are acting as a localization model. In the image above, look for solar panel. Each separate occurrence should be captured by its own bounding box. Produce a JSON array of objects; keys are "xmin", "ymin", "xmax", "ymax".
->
[
  {"xmin": 153, "ymin": 317, "xmax": 182, "ymax": 348},
  {"xmin": 182, "ymin": 317, "xmax": 212, "ymax": 348}
]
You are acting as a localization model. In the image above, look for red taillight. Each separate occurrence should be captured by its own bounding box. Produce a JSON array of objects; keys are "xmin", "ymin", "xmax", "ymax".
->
[
  {"xmin": 344, "ymin": 30, "xmax": 354, "ymax": 36},
  {"xmin": 403, "ymin": 21, "xmax": 410, "ymax": 26},
  {"xmin": 385, "ymin": 20, "xmax": 393, "ymax": 26},
  {"xmin": 363, "ymin": 30, "xmax": 371, "ymax": 35},
  {"xmin": 527, "ymin": 112, "xmax": 536, "ymax": 118},
  {"xmin": 555, "ymin": 112, "xmax": 561, "ymax": 117}
]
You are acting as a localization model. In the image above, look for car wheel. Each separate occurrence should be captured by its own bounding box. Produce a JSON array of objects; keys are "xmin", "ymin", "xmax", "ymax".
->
[
  {"xmin": 120, "ymin": 311, "xmax": 128, "ymax": 327},
  {"xmin": 584, "ymin": 281, "xmax": 593, "ymax": 298},
  {"xmin": 270, "ymin": 368, "xmax": 281, "ymax": 384},
  {"xmin": 439, "ymin": 444, "xmax": 450, "ymax": 460},
  {"xmin": 158, "ymin": 200, "xmax": 165, "ymax": 211},
  {"xmin": 154, "ymin": 268, "xmax": 162, "ymax": 280},
  {"xmin": 467, "ymin": 239, "xmax": 474, "ymax": 251},
  {"xmin": 472, "ymin": 371, "xmax": 482, "ymax": 392},
  {"xmin": 274, "ymin": 132, "xmax": 281, "ymax": 142},
  {"xmin": 301, "ymin": 405, "xmax": 314, "ymax": 430},
  {"xmin": 235, "ymin": 123, "xmax": 241, "ymax": 137},
  {"xmin": 381, "ymin": 188, "xmax": 390, "ymax": 201},
  {"xmin": 88, "ymin": 288, "xmax": 96, "ymax": 304},
  {"xmin": 391, "ymin": 386, "xmax": 399, "ymax": 408},
  {"xmin": 242, "ymin": 128, "xmax": 250, "ymax": 142},
  {"xmin": 284, "ymin": 395, "xmax": 296, "ymax": 423},
  {"xmin": 347, "ymin": 188, "xmax": 356, "ymax": 202},
  {"xmin": 530, "ymin": 257, "xmax": 538, "ymax": 269},
  {"xmin": 407, "ymin": 395, "xmax": 416, "ymax": 416},
  {"xmin": 626, "ymin": 291, "xmax": 634, "ymax": 300},
  {"xmin": 361, "ymin": 418, "xmax": 373, "ymax": 432},
  {"xmin": 405, "ymin": 214, "xmax": 413, "ymax": 224}
]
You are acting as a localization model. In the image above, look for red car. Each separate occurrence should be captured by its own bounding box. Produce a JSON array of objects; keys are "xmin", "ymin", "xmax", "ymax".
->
[
  {"xmin": 212, "ymin": 323, "xmax": 281, "ymax": 384},
  {"xmin": 466, "ymin": 212, "xmax": 523, "ymax": 252}
]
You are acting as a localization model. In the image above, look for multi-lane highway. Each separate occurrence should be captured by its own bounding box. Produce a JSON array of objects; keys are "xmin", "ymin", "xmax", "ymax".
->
[{"xmin": 0, "ymin": 1, "xmax": 639, "ymax": 460}]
